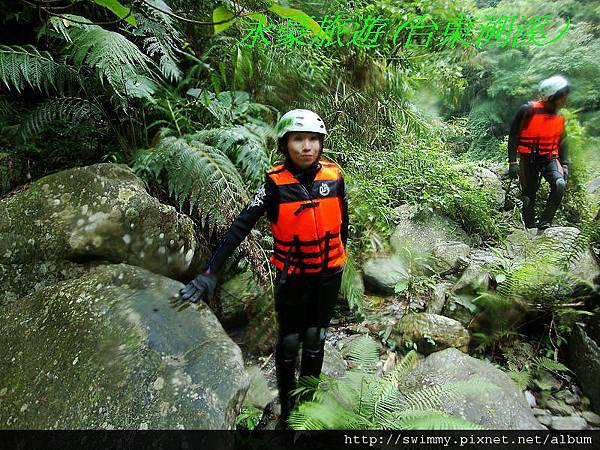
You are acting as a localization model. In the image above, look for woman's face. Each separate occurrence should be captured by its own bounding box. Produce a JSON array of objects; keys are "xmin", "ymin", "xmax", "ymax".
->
[{"xmin": 286, "ymin": 131, "xmax": 321, "ymax": 169}]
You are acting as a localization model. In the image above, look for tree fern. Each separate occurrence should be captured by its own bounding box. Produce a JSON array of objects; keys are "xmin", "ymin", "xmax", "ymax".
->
[
  {"xmin": 0, "ymin": 45, "xmax": 79, "ymax": 94},
  {"xmin": 18, "ymin": 97, "xmax": 102, "ymax": 142},
  {"xmin": 132, "ymin": 135, "xmax": 249, "ymax": 234}
]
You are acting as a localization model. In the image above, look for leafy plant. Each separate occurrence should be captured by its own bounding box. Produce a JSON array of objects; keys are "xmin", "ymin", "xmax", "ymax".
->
[{"xmin": 288, "ymin": 336, "xmax": 489, "ymax": 430}]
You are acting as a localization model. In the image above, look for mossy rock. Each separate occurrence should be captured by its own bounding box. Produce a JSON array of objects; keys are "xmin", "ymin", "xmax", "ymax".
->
[
  {"xmin": 0, "ymin": 264, "xmax": 248, "ymax": 429},
  {"xmin": 0, "ymin": 164, "xmax": 199, "ymax": 301},
  {"xmin": 392, "ymin": 313, "xmax": 470, "ymax": 355}
]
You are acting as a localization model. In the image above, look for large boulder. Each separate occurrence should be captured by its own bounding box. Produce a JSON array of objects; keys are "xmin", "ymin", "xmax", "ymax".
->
[
  {"xmin": 362, "ymin": 255, "xmax": 409, "ymax": 295},
  {"xmin": 392, "ymin": 313, "xmax": 470, "ymax": 355},
  {"xmin": 431, "ymin": 242, "xmax": 470, "ymax": 274},
  {"xmin": 0, "ymin": 264, "xmax": 248, "ymax": 429},
  {"xmin": 0, "ymin": 164, "xmax": 199, "ymax": 303},
  {"xmin": 569, "ymin": 316, "xmax": 600, "ymax": 414},
  {"xmin": 469, "ymin": 167, "xmax": 505, "ymax": 207},
  {"xmin": 401, "ymin": 348, "xmax": 544, "ymax": 429},
  {"xmin": 391, "ymin": 205, "xmax": 472, "ymax": 258}
]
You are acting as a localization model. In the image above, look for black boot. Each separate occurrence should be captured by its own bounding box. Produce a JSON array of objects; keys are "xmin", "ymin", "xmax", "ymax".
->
[{"xmin": 275, "ymin": 333, "xmax": 300, "ymax": 429}]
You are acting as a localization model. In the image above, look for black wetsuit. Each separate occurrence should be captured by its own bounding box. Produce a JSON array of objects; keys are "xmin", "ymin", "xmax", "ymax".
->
[
  {"xmin": 508, "ymin": 103, "xmax": 569, "ymax": 228},
  {"xmin": 205, "ymin": 158, "xmax": 349, "ymax": 424}
]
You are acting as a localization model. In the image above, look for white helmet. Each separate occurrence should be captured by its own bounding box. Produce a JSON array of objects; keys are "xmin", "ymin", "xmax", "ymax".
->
[
  {"xmin": 276, "ymin": 109, "xmax": 327, "ymax": 138},
  {"xmin": 539, "ymin": 75, "xmax": 570, "ymax": 100}
]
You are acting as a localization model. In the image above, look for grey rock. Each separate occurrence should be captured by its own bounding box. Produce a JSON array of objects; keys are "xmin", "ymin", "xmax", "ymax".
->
[
  {"xmin": 537, "ymin": 415, "xmax": 553, "ymax": 427},
  {"xmin": 0, "ymin": 164, "xmax": 199, "ymax": 303},
  {"xmin": 426, "ymin": 283, "xmax": 451, "ymax": 315},
  {"xmin": 391, "ymin": 205, "xmax": 472, "ymax": 260},
  {"xmin": 0, "ymin": 264, "xmax": 248, "ymax": 429},
  {"xmin": 532, "ymin": 408, "xmax": 550, "ymax": 416},
  {"xmin": 581, "ymin": 411, "xmax": 600, "ymax": 426},
  {"xmin": 242, "ymin": 366, "xmax": 276, "ymax": 411},
  {"xmin": 363, "ymin": 255, "xmax": 409, "ymax": 295},
  {"xmin": 569, "ymin": 322, "xmax": 600, "ymax": 413},
  {"xmin": 392, "ymin": 313, "xmax": 470, "ymax": 355},
  {"xmin": 555, "ymin": 389, "xmax": 580, "ymax": 406},
  {"xmin": 550, "ymin": 416, "xmax": 589, "ymax": 430},
  {"xmin": 534, "ymin": 370, "xmax": 562, "ymax": 392},
  {"xmin": 432, "ymin": 242, "xmax": 471, "ymax": 274},
  {"xmin": 546, "ymin": 399, "xmax": 576, "ymax": 416},
  {"xmin": 470, "ymin": 167, "xmax": 505, "ymax": 206},
  {"xmin": 401, "ymin": 348, "xmax": 543, "ymax": 429}
]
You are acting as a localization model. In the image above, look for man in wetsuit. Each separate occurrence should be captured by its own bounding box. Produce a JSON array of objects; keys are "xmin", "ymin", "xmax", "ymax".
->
[
  {"xmin": 178, "ymin": 109, "xmax": 348, "ymax": 428},
  {"xmin": 508, "ymin": 75, "xmax": 571, "ymax": 230}
]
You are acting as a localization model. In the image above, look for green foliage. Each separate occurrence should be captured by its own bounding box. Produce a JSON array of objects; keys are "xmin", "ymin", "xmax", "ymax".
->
[
  {"xmin": 49, "ymin": 15, "xmax": 156, "ymax": 99},
  {"xmin": 235, "ymin": 405, "xmax": 262, "ymax": 430},
  {"xmin": 340, "ymin": 254, "xmax": 366, "ymax": 316},
  {"xmin": 93, "ymin": 0, "xmax": 137, "ymax": 26},
  {"xmin": 0, "ymin": 45, "xmax": 79, "ymax": 94},
  {"xmin": 18, "ymin": 97, "xmax": 102, "ymax": 143},
  {"xmin": 289, "ymin": 337, "xmax": 487, "ymax": 430},
  {"xmin": 132, "ymin": 135, "xmax": 249, "ymax": 234},
  {"xmin": 136, "ymin": 0, "xmax": 183, "ymax": 82},
  {"xmin": 503, "ymin": 342, "xmax": 570, "ymax": 391}
]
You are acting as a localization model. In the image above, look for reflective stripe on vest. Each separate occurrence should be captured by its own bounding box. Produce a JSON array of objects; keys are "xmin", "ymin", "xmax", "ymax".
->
[
  {"xmin": 266, "ymin": 160, "xmax": 347, "ymax": 275},
  {"xmin": 517, "ymin": 100, "xmax": 564, "ymax": 157}
]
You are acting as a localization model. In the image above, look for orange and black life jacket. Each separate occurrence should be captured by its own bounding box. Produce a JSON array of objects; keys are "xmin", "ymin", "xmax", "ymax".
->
[
  {"xmin": 517, "ymin": 100, "xmax": 564, "ymax": 158},
  {"xmin": 266, "ymin": 160, "xmax": 347, "ymax": 276}
]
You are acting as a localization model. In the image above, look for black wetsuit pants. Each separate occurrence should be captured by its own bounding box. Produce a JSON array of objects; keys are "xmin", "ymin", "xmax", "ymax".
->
[
  {"xmin": 519, "ymin": 155, "xmax": 566, "ymax": 228},
  {"xmin": 274, "ymin": 268, "xmax": 343, "ymax": 425}
]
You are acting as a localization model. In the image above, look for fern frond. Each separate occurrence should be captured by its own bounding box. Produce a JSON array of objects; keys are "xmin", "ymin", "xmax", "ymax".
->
[
  {"xmin": 137, "ymin": 1, "xmax": 182, "ymax": 82},
  {"xmin": 131, "ymin": 136, "xmax": 249, "ymax": 234},
  {"xmin": 508, "ymin": 368, "xmax": 531, "ymax": 391},
  {"xmin": 386, "ymin": 409, "xmax": 484, "ymax": 430},
  {"xmin": 533, "ymin": 357, "xmax": 569, "ymax": 373},
  {"xmin": 345, "ymin": 335, "xmax": 381, "ymax": 373},
  {"xmin": 48, "ymin": 16, "xmax": 155, "ymax": 98},
  {"xmin": 399, "ymin": 380, "xmax": 496, "ymax": 412},
  {"xmin": 18, "ymin": 97, "xmax": 102, "ymax": 142},
  {"xmin": 189, "ymin": 122, "xmax": 273, "ymax": 188},
  {"xmin": 0, "ymin": 45, "xmax": 79, "ymax": 94}
]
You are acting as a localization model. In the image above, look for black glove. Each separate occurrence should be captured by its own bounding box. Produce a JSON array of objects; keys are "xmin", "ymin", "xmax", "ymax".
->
[
  {"xmin": 179, "ymin": 272, "xmax": 217, "ymax": 304},
  {"xmin": 508, "ymin": 163, "xmax": 519, "ymax": 180},
  {"xmin": 562, "ymin": 165, "xmax": 569, "ymax": 182}
]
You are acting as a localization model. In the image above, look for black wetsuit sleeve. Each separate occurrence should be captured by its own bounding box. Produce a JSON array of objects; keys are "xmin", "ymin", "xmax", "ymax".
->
[
  {"xmin": 205, "ymin": 178, "xmax": 276, "ymax": 274},
  {"xmin": 340, "ymin": 176, "xmax": 349, "ymax": 248},
  {"xmin": 559, "ymin": 130, "xmax": 570, "ymax": 165},
  {"xmin": 508, "ymin": 104, "xmax": 533, "ymax": 163}
]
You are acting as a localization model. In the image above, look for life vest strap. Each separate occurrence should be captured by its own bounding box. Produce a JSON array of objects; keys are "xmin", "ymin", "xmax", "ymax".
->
[
  {"xmin": 293, "ymin": 201, "xmax": 320, "ymax": 216},
  {"xmin": 274, "ymin": 233, "xmax": 340, "ymax": 247}
]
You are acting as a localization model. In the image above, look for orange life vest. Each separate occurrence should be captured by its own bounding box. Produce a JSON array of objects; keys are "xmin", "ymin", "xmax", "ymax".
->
[
  {"xmin": 517, "ymin": 100, "xmax": 564, "ymax": 158},
  {"xmin": 266, "ymin": 160, "xmax": 347, "ymax": 275}
]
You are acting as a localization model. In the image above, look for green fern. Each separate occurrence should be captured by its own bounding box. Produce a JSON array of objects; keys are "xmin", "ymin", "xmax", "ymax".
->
[
  {"xmin": 507, "ymin": 368, "xmax": 532, "ymax": 392},
  {"xmin": 48, "ymin": 16, "xmax": 156, "ymax": 98},
  {"xmin": 0, "ymin": 45, "xmax": 79, "ymax": 94},
  {"xmin": 132, "ymin": 135, "xmax": 249, "ymax": 234},
  {"xmin": 137, "ymin": 0, "xmax": 182, "ymax": 82},
  {"xmin": 289, "ymin": 337, "xmax": 487, "ymax": 430},
  {"xmin": 18, "ymin": 97, "xmax": 102, "ymax": 142},
  {"xmin": 190, "ymin": 122, "xmax": 273, "ymax": 189}
]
